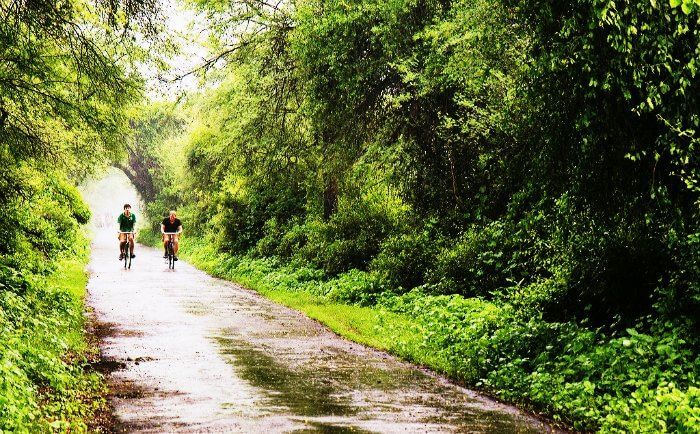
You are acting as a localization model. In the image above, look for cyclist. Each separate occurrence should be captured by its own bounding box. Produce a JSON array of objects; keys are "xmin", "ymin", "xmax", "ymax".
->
[
  {"xmin": 161, "ymin": 210, "xmax": 183, "ymax": 261},
  {"xmin": 117, "ymin": 204, "xmax": 136, "ymax": 260}
]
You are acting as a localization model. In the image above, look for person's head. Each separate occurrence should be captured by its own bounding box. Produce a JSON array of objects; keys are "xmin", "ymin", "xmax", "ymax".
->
[
  {"xmin": 124, "ymin": 204, "xmax": 131, "ymax": 215},
  {"xmin": 169, "ymin": 210, "xmax": 176, "ymax": 221}
]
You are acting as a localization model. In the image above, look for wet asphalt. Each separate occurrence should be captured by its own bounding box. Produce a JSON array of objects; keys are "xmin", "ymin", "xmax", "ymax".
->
[{"xmin": 86, "ymin": 225, "xmax": 562, "ymax": 433}]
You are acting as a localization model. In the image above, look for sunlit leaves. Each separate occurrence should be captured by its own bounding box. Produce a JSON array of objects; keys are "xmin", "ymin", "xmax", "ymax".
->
[{"xmin": 0, "ymin": 0, "xmax": 154, "ymax": 177}]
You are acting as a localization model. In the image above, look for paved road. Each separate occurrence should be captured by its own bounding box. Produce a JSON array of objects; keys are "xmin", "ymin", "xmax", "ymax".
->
[
  {"xmin": 86, "ymin": 228, "xmax": 561, "ymax": 433},
  {"xmin": 84, "ymin": 170, "xmax": 561, "ymax": 433}
]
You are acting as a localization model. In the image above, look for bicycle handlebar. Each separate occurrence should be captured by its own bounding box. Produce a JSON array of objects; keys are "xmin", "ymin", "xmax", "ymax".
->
[
  {"xmin": 162, "ymin": 232, "xmax": 180, "ymax": 235},
  {"xmin": 118, "ymin": 231, "xmax": 135, "ymax": 234}
]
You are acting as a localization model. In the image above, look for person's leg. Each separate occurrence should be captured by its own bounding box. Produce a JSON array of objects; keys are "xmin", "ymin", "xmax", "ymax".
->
[
  {"xmin": 163, "ymin": 234, "xmax": 169, "ymax": 256},
  {"xmin": 173, "ymin": 235, "xmax": 179, "ymax": 255},
  {"xmin": 118, "ymin": 233, "xmax": 126, "ymax": 258},
  {"xmin": 129, "ymin": 234, "xmax": 135, "ymax": 256}
]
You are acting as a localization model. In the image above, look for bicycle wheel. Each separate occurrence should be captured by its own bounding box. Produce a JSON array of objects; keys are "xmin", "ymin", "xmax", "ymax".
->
[
  {"xmin": 127, "ymin": 245, "xmax": 132, "ymax": 270},
  {"xmin": 124, "ymin": 240, "xmax": 129, "ymax": 269},
  {"xmin": 168, "ymin": 242, "xmax": 174, "ymax": 269}
]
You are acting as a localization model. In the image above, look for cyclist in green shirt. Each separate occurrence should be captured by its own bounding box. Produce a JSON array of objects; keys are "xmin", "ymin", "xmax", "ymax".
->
[{"xmin": 117, "ymin": 204, "xmax": 136, "ymax": 260}]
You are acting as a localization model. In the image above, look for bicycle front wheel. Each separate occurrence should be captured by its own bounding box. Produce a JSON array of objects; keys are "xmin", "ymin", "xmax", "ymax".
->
[{"xmin": 168, "ymin": 242, "xmax": 174, "ymax": 269}]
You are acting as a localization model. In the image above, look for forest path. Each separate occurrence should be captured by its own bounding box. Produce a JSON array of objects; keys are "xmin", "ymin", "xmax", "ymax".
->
[
  {"xmin": 86, "ymin": 230, "xmax": 562, "ymax": 433},
  {"xmin": 83, "ymin": 171, "xmax": 562, "ymax": 433}
]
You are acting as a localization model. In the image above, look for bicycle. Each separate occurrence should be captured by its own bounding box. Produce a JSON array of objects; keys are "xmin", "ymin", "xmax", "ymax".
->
[
  {"xmin": 119, "ymin": 231, "xmax": 135, "ymax": 269},
  {"xmin": 163, "ymin": 232, "xmax": 178, "ymax": 270}
]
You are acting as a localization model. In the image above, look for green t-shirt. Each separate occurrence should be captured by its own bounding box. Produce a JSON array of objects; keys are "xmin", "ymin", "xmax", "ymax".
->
[{"xmin": 117, "ymin": 212, "xmax": 136, "ymax": 232}]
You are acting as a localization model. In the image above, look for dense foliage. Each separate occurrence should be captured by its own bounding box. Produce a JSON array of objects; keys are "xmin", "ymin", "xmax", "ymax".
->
[
  {"xmin": 131, "ymin": 0, "xmax": 700, "ymax": 431},
  {"xmin": 0, "ymin": 0, "xmax": 158, "ymax": 429}
]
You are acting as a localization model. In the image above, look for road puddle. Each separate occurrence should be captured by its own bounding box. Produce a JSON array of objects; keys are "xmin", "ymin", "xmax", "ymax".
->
[
  {"xmin": 216, "ymin": 337, "xmax": 360, "ymax": 417},
  {"xmin": 214, "ymin": 335, "xmax": 558, "ymax": 433}
]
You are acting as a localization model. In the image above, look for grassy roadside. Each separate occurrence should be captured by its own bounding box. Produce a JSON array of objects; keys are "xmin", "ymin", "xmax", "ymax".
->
[
  {"xmin": 0, "ymin": 234, "xmax": 106, "ymax": 432},
  {"xmin": 173, "ymin": 236, "xmax": 699, "ymax": 433}
]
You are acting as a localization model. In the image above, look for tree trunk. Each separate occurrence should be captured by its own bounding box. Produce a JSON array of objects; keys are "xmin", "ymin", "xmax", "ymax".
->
[
  {"xmin": 117, "ymin": 146, "xmax": 157, "ymax": 202},
  {"xmin": 323, "ymin": 177, "xmax": 338, "ymax": 221}
]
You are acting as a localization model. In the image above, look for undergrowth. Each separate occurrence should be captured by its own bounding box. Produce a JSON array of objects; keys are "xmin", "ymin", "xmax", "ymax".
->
[{"xmin": 0, "ymin": 234, "xmax": 104, "ymax": 432}]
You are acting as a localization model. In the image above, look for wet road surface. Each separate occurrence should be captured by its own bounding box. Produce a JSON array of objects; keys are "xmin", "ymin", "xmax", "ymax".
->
[{"xmin": 87, "ymin": 231, "xmax": 562, "ymax": 433}]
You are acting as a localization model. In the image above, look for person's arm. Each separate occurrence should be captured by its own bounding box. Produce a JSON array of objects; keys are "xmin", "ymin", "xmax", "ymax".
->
[
  {"xmin": 161, "ymin": 222, "xmax": 165, "ymax": 234},
  {"xmin": 177, "ymin": 224, "xmax": 183, "ymax": 234}
]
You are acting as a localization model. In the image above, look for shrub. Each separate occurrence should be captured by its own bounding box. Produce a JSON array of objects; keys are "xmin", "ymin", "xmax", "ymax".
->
[
  {"xmin": 270, "ymin": 218, "xmax": 314, "ymax": 259},
  {"xmin": 370, "ymin": 227, "xmax": 439, "ymax": 292},
  {"xmin": 1, "ymin": 241, "xmax": 99, "ymax": 431},
  {"xmin": 504, "ymin": 277, "xmax": 568, "ymax": 318},
  {"xmin": 214, "ymin": 182, "xmax": 306, "ymax": 255},
  {"xmin": 296, "ymin": 199, "xmax": 397, "ymax": 274},
  {"xmin": 504, "ymin": 194, "xmax": 673, "ymax": 327},
  {"xmin": 251, "ymin": 218, "xmax": 286, "ymax": 258},
  {"xmin": 324, "ymin": 269, "xmax": 382, "ymax": 305},
  {"xmin": 601, "ymin": 384, "xmax": 700, "ymax": 433},
  {"xmin": 427, "ymin": 221, "xmax": 511, "ymax": 297},
  {"xmin": 379, "ymin": 290, "xmax": 700, "ymax": 431}
]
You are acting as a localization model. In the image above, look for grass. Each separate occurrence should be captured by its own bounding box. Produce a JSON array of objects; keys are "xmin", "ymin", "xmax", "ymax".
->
[
  {"xmin": 0, "ymin": 235, "xmax": 106, "ymax": 432},
  {"xmin": 253, "ymin": 287, "xmax": 419, "ymax": 352},
  {"xmin": 44, "ymin": 255, "xmax": 91, "ymax": 354}
]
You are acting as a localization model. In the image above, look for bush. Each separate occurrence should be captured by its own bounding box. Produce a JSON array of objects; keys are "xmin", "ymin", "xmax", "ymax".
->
[
  {"xmin": 324, "ymin": 269, "xmax": 382, "ymax": 305},
  {"xmin": 295, "ymin": 199, "xmax": 397, "ymax": 275},
  {"xmin": 275, "ymin": 219, "xmax": 313, "ymax": 258},
  {"xmin": 1, "ymin": 241, "xmax": 100, "ymax": 432},
  {"xmin": 379, "ymin": 290, "xmax": 700, "ymax": 431},
  {"xmin": 502, "ymin": 194, "xmax": 674, "ymax": 327},
  {"xmin": 504, "ymin": 277, "xmax": 568, "ymax": 318},
  {"xmin": 251, "ymin": 218, "xmax": 286, "ymax": 258},
  {"xmin": 427, "ymin": 221, "xmax": 512, "ymax": 297},
  {"xmin": 370, "ymin": 226, "xmax": 439, "ymax": 292},
  {"xmin": 601, "ymin": 384, "xmax": 700, "ymax": 433},
  {"xmin": 213, "ymin": 181, "xmax": 306, "ymax": 255},
  {"xmin": 552, "ymin": 221, "xmax": 668, "ymax": 327}
]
